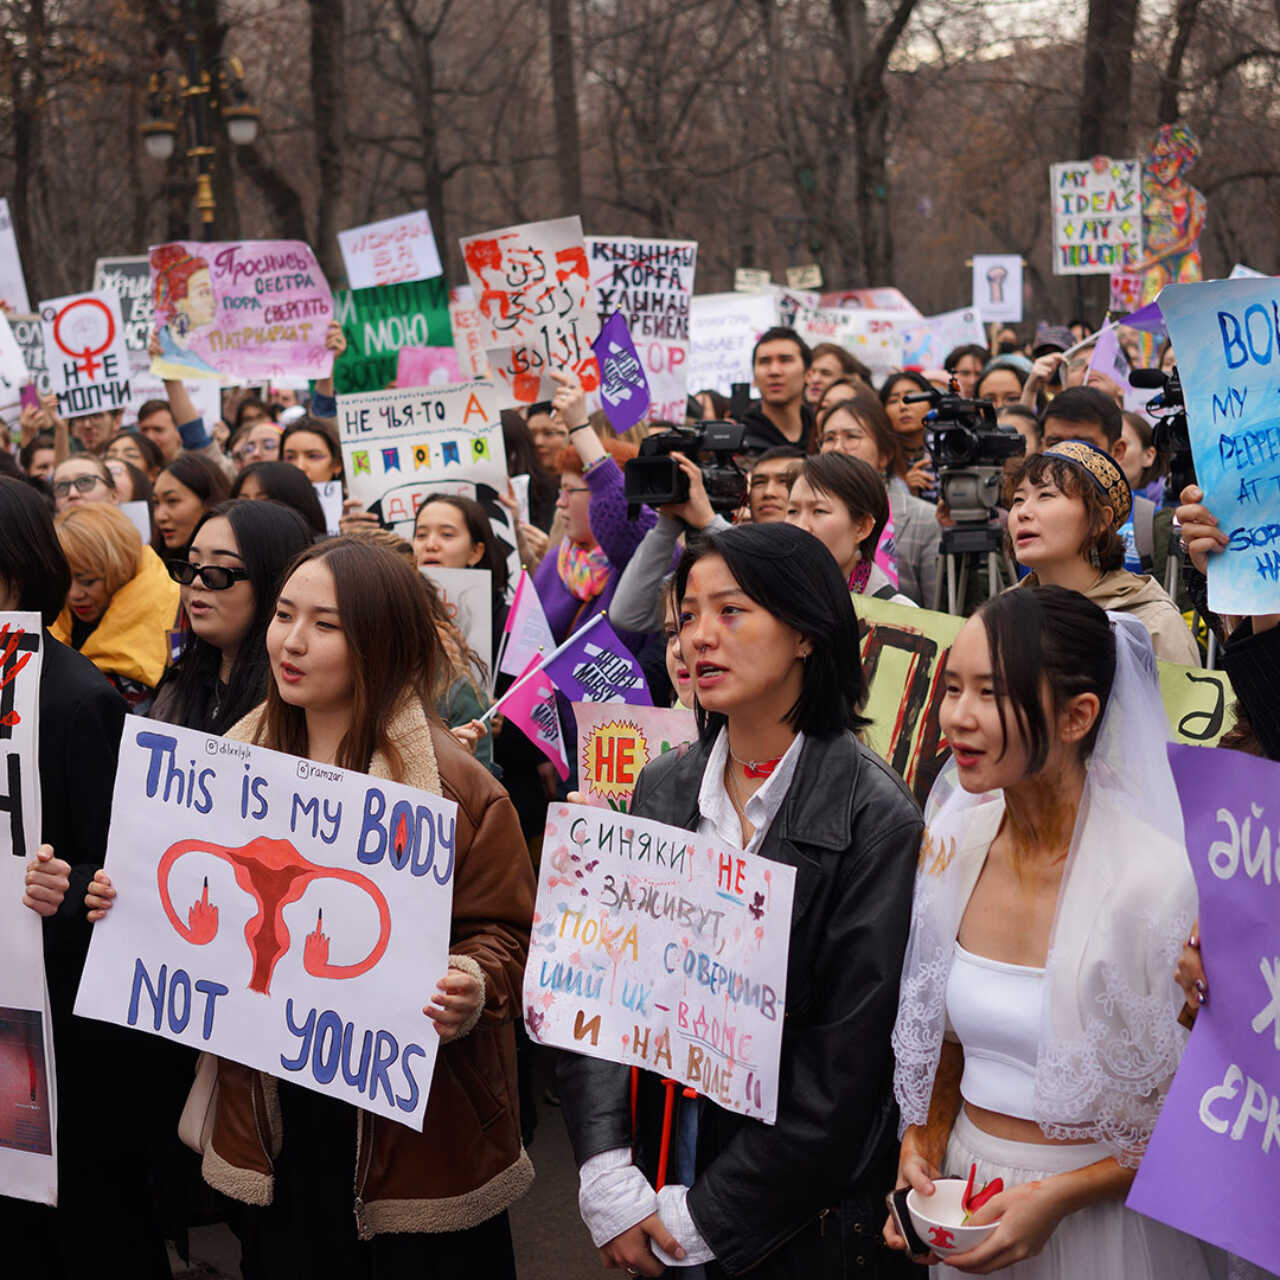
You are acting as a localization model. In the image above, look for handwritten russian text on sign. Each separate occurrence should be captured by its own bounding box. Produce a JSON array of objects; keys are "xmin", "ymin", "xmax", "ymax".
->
[
  {"xmin": 686, "ymin": 292, "xmax": 779, "ymax": 396},
  {"xmin": 1050, "ymin": 157, "xmax": 1144, "ymax": 275},
  {"xmin": 971, "ymin": 255, "xmax": 1023, "ymax": 323},
  {"xmin": 448, "ymin": 296, "xmax": 491, "ymax": 380},
  {"xmin": 0, "ymin": 199, "xmax": 30, "ymax": 313},
  {"xmin": 338, "ymin": 211, "xmax": 442, "ymax": 290},
  {"xmin": 460, "ymin": 216, "xmax": 599, "ymax": 405},
  {"xmin": 573, "ymin": 704, "xmax": 697, "ymax": 812},
  {"xmin": 587, "ymin": 237, "xmax": 696, "ymax": 424},
  {"xmin": 0, "ymin": 615, "xmax": 57, "ymax": 1206},
  {"xmin": 40, "ymin": 290, "xmax": 132, "ymax": 420},
  {"xmin": 334, "ymin": 277, "xmax": 452, "ymax": 395},
  {"xmin": 149, "ymin": 239, "xmax": 334, "ymax": 383},
  {"xmin": 525, "ymin": 803, "xmax": 794, "ymax": 1123},
  {"xmin": 1159, "ymin": 277, "xmax": 1280, "ymax": 612},
  {"xmin": 1127, "ymin": 744, "xmax": 1280, "ymax": 1277},
  {"xmin": 0, "ymin": 311, "xmax": 29, "ymax": 412},
  {"xmin": 74, "ymin": 719, "xmax": 456, "ymax": 1128},
  {"xmin": 10, "ymin": 313, "xmax": 49, "ymax": 395},
  {"xmin": 93, "ymin": 256, "xmax": 154, "ymax": 368},
  {"xmin": 794, "ymin": 306, "xmax": 905, "ymax": 383}
]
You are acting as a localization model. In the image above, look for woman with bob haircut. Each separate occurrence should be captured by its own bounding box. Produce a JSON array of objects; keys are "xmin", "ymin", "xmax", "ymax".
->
[
  {"xmin": 231, "ymin": 459, "xmax": 328, "ymax": 536},
  {"xmin": 558, "ymin": 520, "xmax": 923, "ymax": 1279},
  {"xmin": 1007, "ymin": 440, "xmax": 1198, "ymax": 665},
  {"xmin": 50, "ymin": 501, "xmax": 180, "ymax": 711},
  {"xmin": 886, "ymin": 586, "xmax": 1219, "ymax": 1278},
  {"xmin": 89, "ymin": 537, "xmax": 535, "ymax": 1278}
]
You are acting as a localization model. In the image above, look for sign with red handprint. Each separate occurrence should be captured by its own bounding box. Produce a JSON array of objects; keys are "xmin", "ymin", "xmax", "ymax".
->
[{"xmin": 74, "ymin": 718, "xmax": 457, "ymax": 1128}]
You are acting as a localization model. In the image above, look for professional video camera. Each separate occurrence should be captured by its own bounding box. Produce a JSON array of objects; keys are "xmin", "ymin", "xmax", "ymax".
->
[
  {"xmin": 1130, "ymin": 365, "xmax": 1194, "ymax": 496},
  {"xmin": 623, "ymin": 421, "xmax": 752, "ymax": 517},
  {"xmin": 903, "ymin": 387, "xmax": 1025, "ymax": 524}
]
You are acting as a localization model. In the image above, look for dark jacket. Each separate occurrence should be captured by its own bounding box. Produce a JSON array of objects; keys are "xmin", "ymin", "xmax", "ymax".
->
[
  {"xmin": 1220, "ymin": 617, "xmax": 1280, "ymax": 760},
  {"xmin": 735, "ymin": 401, "xmax": 815, "ymax": 454},
  {"xmin": 558, "ymin": 731, "xmax": 923, "ymax": 1277}
]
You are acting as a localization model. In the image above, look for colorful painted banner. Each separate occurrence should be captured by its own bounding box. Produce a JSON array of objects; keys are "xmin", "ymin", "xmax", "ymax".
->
[
  {"xmin": 573, "ymin": 703, "xmax": 698, "ymax": 812},
  {"xmin": 334, "ymin": 276, "xmax": 452, "ymax": 396},
  {"xmin": 0, "ymin": 199, "xmax": 30, "ymax": 314},
  {"xmin": 74, "ymin": 719, "xmax": 457, "ymax": 1128},
  {"xmin": 93, "ymin": 256, "xmax": 154, "ymax": 366},
  {"xmin": 794, "ymin": 306, "xmax": 904, "ymax": 383},
  {"xmin": 1158, "ymin": 277, "xmax": 1280, "ymax": 613},
  {"xmin": 40, "ymin": 290, "xmax": 133, "ymax": 419},
  {"xmin": 9, "ymin": 313, "xmax": 50, "ymax": 395},
  {"xmin": 460, "ymin": 216, "xmax": 599, "ymax": 404},
  {"xmin": 0, "ymin": 615, "xmax": 57, "ymax": 1206},
  {"xmin": 1126, "ymin": 744, "xmax": 1280, "ymax": 1277},
  {"xmin": 1050, "ymin": 157, "xmax": 1144, "ymax": 276},
  {"xmin": 149, "ymin": 240, "xmax": 333, "ymax": 383},
  {"xmin": 543, "ymin": 614, "xmax": 652, "ymax": 706},
  {"xmin": 448, "ymin": 296, "xmax": 491, "ymax": 380},
  {"xmin": 686, "ymin": 292, "xmax": 779, "ymax": 396},
  {"xmin": 338, "ymin": 211, "xmax": 442, "ymax": 290},
  {"xmin": 337, "ymin": 381, "xmax": 509, "ymax": 544},
  {"xmin": 971, "ymin": 255, "xmax": 1023, "ymax": 323},
  {"xmin": 900, "ymin": 307, "xmax": 987, "ymax": 371},
  {"xmin": 587, "ymin": 236, "xmax": 696, "ymax": 423},
  {"xmin": 420, "ymin": 566, "xmax": 493, "ymax": 675},
  {"xmin": 855, "ymin": 596, "xmax": 1233, "ymax": 804},
  {"xmin": 397, "ymin": 345, "xmax": 464, "ymax": 390},
  {"xmin": 525, "ymin": 802, "xmax": 795, "ymax": 1123},
  {"xmin": 593, "ymin": 312, "xmax": 650, "ymax": 432}
]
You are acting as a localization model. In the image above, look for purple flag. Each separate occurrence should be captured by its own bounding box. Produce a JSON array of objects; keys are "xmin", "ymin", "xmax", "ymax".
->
[
  {"xmin": 1117, "ymin": 300, "xmax": 1167, "ymax": 336},
  {"xmin": 1126, "ymin": 743, "xmax": 1280, "ymax": 1275},
  {"xmin": 592, "ymin": 311, "xmax": 651, "ymax": 432},
  {"xmin": 543, "ymin": 613, "xmax": 652, "ymax": 705}
]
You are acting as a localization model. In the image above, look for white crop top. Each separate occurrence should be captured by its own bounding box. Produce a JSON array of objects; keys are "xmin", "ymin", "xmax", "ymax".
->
[{"xmin": 945, "ymin": 942, "xmax": 1045, "ymax": 1121}]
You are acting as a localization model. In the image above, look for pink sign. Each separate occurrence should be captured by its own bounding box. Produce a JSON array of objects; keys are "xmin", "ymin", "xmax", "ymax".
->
[
  {"xmin": 396, "ymin": 345, "xmax": 464, "ymax": 389},
  {"xmin": 149, "ymin": 239, "xmax": 334, "ymax": 383}
]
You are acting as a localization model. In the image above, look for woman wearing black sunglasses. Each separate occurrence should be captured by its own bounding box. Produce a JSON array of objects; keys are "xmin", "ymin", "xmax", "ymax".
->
[{"xmin": 152, "ymin": 499, "xmax": 315, "ymax": 734}]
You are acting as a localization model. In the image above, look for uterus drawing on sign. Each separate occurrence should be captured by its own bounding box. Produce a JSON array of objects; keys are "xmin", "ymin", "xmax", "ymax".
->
[{"xmin": 156, "ymin": 836, "xmax": 391, "ymax": 995}]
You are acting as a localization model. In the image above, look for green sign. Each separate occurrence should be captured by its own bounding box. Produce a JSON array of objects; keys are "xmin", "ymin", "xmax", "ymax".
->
[{"xmin": 333, "ymin": 276, "xmax": 452, "ymax": 394}]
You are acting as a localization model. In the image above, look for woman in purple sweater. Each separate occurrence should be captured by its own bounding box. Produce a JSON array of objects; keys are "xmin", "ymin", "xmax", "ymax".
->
[{"xmin": 532, "ymin": 372, "xmax": 659, "ymax": 655}]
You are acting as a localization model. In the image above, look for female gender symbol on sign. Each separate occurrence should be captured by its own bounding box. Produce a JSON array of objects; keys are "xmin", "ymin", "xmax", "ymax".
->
[{"xmin": 50, "ymin": 297, "xmax": 116, "ymax": 379}]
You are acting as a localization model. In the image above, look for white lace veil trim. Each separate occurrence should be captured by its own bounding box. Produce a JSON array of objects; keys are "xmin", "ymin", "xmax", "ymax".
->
[{"xmin": 891, "ymin": 614, "xmax": 1196, "ymax": 1167}]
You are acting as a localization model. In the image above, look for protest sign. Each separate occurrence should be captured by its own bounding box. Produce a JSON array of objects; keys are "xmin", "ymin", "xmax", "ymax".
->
[
  {"xmin": 1158, "ymin": 277, "xmax": 1280, "ymax": 612},
  {"xmin": 793, "ymin": 306, "xmax": 904, "ymax": 383},
  {"xmin": 337, "ymin": 381, "xmax": 510, "ymax": 549},
  {"xmin": 587, "ymin": 236, "xmax": 696, "ymax": 423},
  {"xmin": 786, "ymin": 264, "xmax": 823, "ymax": 290},
  {"xmin": 1127, "ymin": 744, "xmax": 1280, "ymax": 1276},
  {"xmin": 855, "ymin": 596, "xmax": 1233, "ymax": 804},
  {"xmin": 460, "ymin": 216, "xmax": 599, "ymax": 404},
  {"xmin": 74, "ymin": 719, "xmax": 457, "ymax": 1128},
  {"xmin": 0, "ymin": 199, "xmax": 30, "ymax": 313},
  {"xmin": 0, "ymin": 311, "xmax": 28, "ymax": 413},
  {"xmin": 120, "ymin": 500, "xmax": 152, "ymax": 543},
  {"xmin": 819, "ymin": 287, "xmax": 919, "ymax": 314},
  {"xmin": 9, "ymin": 313, "xmax": 50, "ymax": 395},
  {"xmin": 971, "ymin": 255, "xmax": 1022, "ymax": 322},
  {"xmin": 315, "ymin": 480, "xmax": 343, "ymax": 536},
  {"xmin": 93, "ymin": 256, "xmax": 154, "ymax": 366},
  {"xmin": 1110, "ymin": 271, "xmax": 1145, "ymax": 314},
  {"xmin": 420, "ymin": 566, "xmax": 493, "ymax": 674},
  {"xmin": 734, "ymin": 268, "xmax": 772, "ymax": 292},
  {"xmin": 573, "ymin": 703, "xmax": 697, "ymax": 812},
  {"xmin": 525, "ymin": 803, "xmax": 795, "ymax": 1123},
  {"xmin": 1050, "ymin": 157, "xmax": 1144, "ymax": 275},
  {"xmin": 334, "ymin": 276, "xmax": 453, "ymax": 395},
  {"xmin": 338, "ymin": 211, "xmax": 442, "ymax": 290},
  {"xmin": 0, "ymin": 616, "xmax": 56, "ymax": 1206},
  {"xmin": 900, "ymin": 307, "xmax": 987, "ymax": 370},
  {"xmin": 592, "ymin": 312, "xmax": 650, "ymax": 432},
  {"xmin": 448, "ymin": 296, "xmax": 491, "ymax": 380},
  {"xmin": 40, "ymin": 290, "xmax": 132, "ymax": 420},
  {"xmin": 686, "ymin": 292, "xmax": 778, "ymax": 396},
  {"xmin": 1229, "ymin": 263, "xmax": 1268, "ymax": 280},
  {"xmin": 397, "ymin": 345, "xmax": 463, "ymax": 389},
  {"xmin": 149, "ymin": 240, "xmax": 333, "ymax": 384}
]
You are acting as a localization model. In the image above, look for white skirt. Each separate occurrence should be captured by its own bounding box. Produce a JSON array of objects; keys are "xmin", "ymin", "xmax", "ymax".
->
[{"xmin": 931, "ymin": 1110, "xmax": 1226, "ymax": 1280}]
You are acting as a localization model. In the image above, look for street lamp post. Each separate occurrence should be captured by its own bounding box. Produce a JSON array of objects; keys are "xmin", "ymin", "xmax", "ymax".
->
[{"xmin": 141, "ymin": 13, "xmax": 259, "ymax": 241}]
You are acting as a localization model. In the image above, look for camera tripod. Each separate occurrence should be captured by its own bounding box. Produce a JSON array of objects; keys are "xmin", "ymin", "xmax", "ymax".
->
[{"xmin": 933, "ymin": 521, "xmax": 1018, "ymax": 615}]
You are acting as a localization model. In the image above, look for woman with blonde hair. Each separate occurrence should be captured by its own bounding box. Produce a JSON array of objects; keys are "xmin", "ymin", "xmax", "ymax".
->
[{"xmin": 51, "ymin": 502, "xmax": 180, "ymax": 711}]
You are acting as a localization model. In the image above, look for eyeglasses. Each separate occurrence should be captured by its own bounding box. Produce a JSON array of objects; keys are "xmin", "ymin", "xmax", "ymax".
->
[
  {"xmin": 53, "ymin": 474, "xmax": 108, "ymax": 498},
  {"xmin": 167, "ymin": 561, "xmax": 250, "ymax": 590},
  {"xmin": 233, "ymin": 438, "xmax": 281, "ymax": 462}
]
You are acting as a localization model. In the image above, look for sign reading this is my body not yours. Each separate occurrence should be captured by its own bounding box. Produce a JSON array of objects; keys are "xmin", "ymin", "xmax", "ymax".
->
[{"xmin": 75, "ymin": 720, "xmax": 457, "ymax": 1128}]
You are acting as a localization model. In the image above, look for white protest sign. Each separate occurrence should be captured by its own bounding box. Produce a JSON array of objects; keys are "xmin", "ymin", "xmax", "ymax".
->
[
  {"xmin": 971, "ymin": 254, "xmax": 1023, "ymax": 322},
  {"xmin": 92, "ymin": 256, "xmax": 154, "ymax": 367},
  {"xmin": 314, "ymin": 480, "xmax": 343, "ymax": 535},
  {"xmin": 0, "ymin": 615, "xmax": 57, "ymax": 1206},
  {"xmin": 1050, "ymin": 157, "xmax": 1144, "ymax": 275},
  {"xmin": 786, "ymin": 264, "xmax": 823, "ymax": 290},
  {"xmin": 900, "ymin": 307, "xmax": 988, "ymax": 370},
  {"xmin": 525, "ymin": 803, "xmax": 795, "ymax": 1123},
  {"xmin": 734, "ymin": 268, "xmax": 772, "ymax": 293},
  {"xmin": 420, "ymin": 566, "xmax": 493, "ymax": 674},
  {"xmin": 686, "ymin": 292, "xmax": 779, "ymax": 396},
  {"xmin": 794, "ymin": 306, "xmax": 905, "ymax": 383},
  {"xmin": 9, "ymin": 313, "xmax": 50, "ymax": 395},
  {"xmin": 0, "ymin": 311, "xmax": 28, "ymax": 413},
  {"xmin": 587, "ymin": 237, "xmax": 697, "ymax": 424},
  {"xmin": 0, "ymin": 199, "xmax": 30, "ymax": 313},
  {"xmin": 448, "ymin": 296, "xmax": 491, "ymax": 380},
  {"xmin": 39, "ymin": 290, "xmax": 132, "ymax": 420},
  {"xmin": 120, "ymin": 500, "xmax": 152, "ymax": 543},
  {"xmin": 338, "ymin": 211, "xmax": 442, "ymax": 290},
  {"xmin": 74, "ymin": 719, "xmax": 457, "ymax": 1128}
]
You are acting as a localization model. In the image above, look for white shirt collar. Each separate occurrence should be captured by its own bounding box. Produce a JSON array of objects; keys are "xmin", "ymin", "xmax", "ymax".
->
[{"xmin": 697, "ymin": 727, "xmax": 806, "ymax": 856}]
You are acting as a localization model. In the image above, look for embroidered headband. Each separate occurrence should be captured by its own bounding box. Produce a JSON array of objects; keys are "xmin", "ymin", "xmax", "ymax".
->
[{"xmin": 1042, "ymin": 438, "xmax": 1132, "ymax": 526}]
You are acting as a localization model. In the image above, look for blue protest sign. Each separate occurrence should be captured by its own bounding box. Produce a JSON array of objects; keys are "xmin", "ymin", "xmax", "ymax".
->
[{"xmin": 592, "ymin": 311, "xmax": 650, "ymax": 432}]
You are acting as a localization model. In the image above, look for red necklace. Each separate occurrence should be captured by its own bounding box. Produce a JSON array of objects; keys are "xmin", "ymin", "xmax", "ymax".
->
[{"xmin": 728, "ymin": 745, "xmax": 785, "ymax": 778}]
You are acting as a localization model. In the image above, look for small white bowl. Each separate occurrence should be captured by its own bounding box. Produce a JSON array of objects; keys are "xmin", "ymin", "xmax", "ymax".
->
[{"xmin": 907, "ymin": 1178, "xmax": 1001, "ymax": 1257}]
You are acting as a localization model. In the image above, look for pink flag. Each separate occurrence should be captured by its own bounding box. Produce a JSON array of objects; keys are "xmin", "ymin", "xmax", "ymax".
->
[
  {"xmin": 499, "ymin": 570, "xmax": 555, "ymax": 679},
  {"xmin": 500, "ymin": 656, "xmax": 569, "ymax": 779}
]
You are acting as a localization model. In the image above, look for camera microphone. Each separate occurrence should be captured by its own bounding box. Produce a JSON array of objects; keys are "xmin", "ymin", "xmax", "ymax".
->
[{"xmin": 1129, "ymin": 367, "xmax": 1168, "ymax": 389}]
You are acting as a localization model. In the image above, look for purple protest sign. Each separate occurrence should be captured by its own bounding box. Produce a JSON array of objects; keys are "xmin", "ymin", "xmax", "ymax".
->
[
  {"xmin": 592, "ymin": 311, "xmax": 650, "ymax": 432},
  {"xmin": 1126, "ymin": 743, "xmax": 1280, "ymax": 1275}
]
